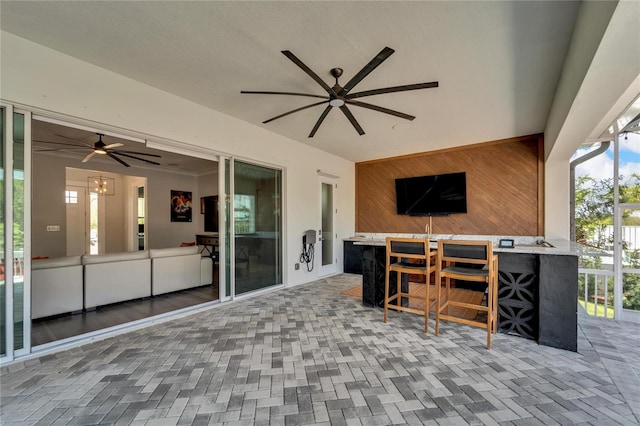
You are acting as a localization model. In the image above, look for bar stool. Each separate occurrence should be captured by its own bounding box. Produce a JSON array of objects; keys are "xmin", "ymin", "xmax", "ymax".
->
[
  {"xmin": 434, "ymin": 240, "xmax": 498, "ymax": 349},
  {"xmin": 383, "ymin": 237, "xmax": 437, "ymax": 333}
]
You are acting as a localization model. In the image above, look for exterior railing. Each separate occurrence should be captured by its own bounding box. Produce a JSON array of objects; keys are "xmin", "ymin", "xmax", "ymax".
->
[
  {"xmin": 579, "ymin": 264, "xmax": 640, "ymax": 322},
  {"xmin": 578, "ymin": 267, "xmax": 614, "ymax": 319}
]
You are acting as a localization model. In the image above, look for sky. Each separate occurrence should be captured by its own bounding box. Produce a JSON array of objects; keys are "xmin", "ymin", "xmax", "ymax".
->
[{"xmin": 573, "ymin": 131, "xmax": 640, "ymax": 183}]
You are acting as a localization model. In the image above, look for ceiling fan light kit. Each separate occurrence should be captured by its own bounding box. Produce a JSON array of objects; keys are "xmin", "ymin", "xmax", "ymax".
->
[{"xmin": 241, "ymin": 47, "xmax": 438, "ymax": 137}]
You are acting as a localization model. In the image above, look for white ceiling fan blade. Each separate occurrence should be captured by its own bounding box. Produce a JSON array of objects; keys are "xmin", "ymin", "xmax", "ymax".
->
[
  {"xmin": 82, "ymin": 151, "xmax": 97, "ymax": 163},
  {"xmin": 104, "ymin": 143, "xmax": 124, "ymax": 149}
]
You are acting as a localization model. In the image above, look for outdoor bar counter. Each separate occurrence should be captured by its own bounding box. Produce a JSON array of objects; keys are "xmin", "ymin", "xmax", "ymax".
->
[{"xmin": 344, "ymin": 234, "xmax": 587, "ymax": 352}]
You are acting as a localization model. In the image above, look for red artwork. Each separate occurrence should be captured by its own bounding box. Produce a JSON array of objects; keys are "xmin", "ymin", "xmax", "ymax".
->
[{"xmin": 171, "ymin": 190, "xmax": 192, "ymax": 222}]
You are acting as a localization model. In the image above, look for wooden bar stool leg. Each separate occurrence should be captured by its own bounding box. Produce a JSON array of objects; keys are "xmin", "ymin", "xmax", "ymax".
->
[
  {"xmin": 396, "ymin": 270, "xmax": 401, "ymax": 308},
  {"xmin": 424, "ymin": 278, "xmax": 430, "ymax": 333},
  {"xmin": 384, "ymin": 267, "xmax": 390, "ymax": 323},
  {"xmin": 487, "ymin": 278, "xmax": 492, "ymax": 349},
  {"xmin": 445, "ymin": 276, "xmax": 451, "ymax": 322},
  {"xmin": 435, "ymin": 270, "xmax": 441, "ymax": 335}
]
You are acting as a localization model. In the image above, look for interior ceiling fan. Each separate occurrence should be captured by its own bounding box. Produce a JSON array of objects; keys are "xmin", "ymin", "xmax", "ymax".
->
[
  {"xmin": 34, "ymin": 133, "xmax": 161, "ymax": 167},
  {"xmin": 241, "ymin": 47, "xmax": 438, "ymax": 137}
]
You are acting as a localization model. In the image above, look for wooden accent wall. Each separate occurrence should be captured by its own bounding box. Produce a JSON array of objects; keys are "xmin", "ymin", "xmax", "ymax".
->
[{"xmin": 356, "ymin": 134, "xmax": 544, "ymax": 236}]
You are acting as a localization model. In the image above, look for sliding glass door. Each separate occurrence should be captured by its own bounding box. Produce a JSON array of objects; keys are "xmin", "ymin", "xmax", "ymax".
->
[
  {"xmin": 1, "ymin": 105, "xmax": 31, "ymax": 361},
  {"xmin": 224, "ymin": 159, "xmax": 282, "ymax": 297},
  {"xmin": 1, "ymin": 107, "xmax": 5, "ymax": 358}
]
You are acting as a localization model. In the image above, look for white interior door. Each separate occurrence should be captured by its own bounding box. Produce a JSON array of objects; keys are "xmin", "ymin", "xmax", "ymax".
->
[
  {"xmin": 319, "ymin": 177, "xmax": 337, "ymax": 276},
  {"xmin": 128, "ymin": 179, "xmax": 146, "ymax": 251},
  {"xmin": 65, "ymin": 185, "xmax": 87, "ymax": 256}
]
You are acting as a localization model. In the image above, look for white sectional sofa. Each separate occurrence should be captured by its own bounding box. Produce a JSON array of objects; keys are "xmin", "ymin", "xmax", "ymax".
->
[
  {"xmin": 32, "ymin": 256, "xmax": 83, "ymax": 319},
  {"xmin": 201, "ymin": 256, "xmax": 213, "ymax": 286},
  {"xmin": 83, "ymin": 251, "xmax": 152, "ymax": 310},
  {"xmin": 32, "ymin": 248, "xmax": 214, "ymax": 317},
  {"xmin": 150, "ymin": 246, "xmax": 203, "ymax": 296}
]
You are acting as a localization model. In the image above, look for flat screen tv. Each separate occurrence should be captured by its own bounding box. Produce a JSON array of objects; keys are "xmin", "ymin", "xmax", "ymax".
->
[{"xmin": 395, "ymin": 172, "xmax": 467, "ymax": 216}]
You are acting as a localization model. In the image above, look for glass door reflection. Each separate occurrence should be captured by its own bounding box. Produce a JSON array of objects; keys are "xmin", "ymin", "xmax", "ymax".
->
[{"xmin": 233, "ymin": 161, "xmax": 282, "ymax": 295}]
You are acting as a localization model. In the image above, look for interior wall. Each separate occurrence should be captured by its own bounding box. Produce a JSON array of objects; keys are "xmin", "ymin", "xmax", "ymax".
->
[
  {"xmin": 32, "ymin": 152, "xmax": 208, "ymax": 257},
  {"xmin": 3, "ymin": 32, "xmax": 355, "ymax": 286},
  {"xmin": 32, "ymin": 155, "xmax": 67, "ymax": 258},
  {"xmin": 146, "ymin": 171, "xmax": 200, "ymax": 249},
  {"xmin": 356, "ymin": 134, "xmax": 543, "ymax": 236}
]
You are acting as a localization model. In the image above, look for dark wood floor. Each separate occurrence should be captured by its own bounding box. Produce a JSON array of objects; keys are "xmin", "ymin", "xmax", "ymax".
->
[{"xmin": 31, "ymin": 283, "xmax": 219, "ymax": 346}]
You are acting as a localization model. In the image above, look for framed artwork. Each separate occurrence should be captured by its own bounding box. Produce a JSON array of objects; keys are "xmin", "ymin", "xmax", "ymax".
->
[{"xmin": 171, "ymin": 190, "xmax": 192, "ymax": 222}]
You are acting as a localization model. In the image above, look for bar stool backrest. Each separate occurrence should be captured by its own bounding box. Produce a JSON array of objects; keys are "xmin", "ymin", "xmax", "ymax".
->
[
  {"xmin": 440, "ymin": 240, "xmax": 491, "ymax": 266},
  {"xmin": 389, "ymin": 239, "xmax": 427, "ymax": 255}
]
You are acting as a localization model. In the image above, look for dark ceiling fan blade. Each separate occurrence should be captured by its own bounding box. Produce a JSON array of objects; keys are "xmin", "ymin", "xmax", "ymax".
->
[
  {"xmin": 347, "ymin": 81, "xmax": 439, "ymax": 99},
  {"xmin": 34, "ymin": 148, "xmax": 91, "ymax": 153},
  {"xmin": 308, "ymin": 105, "xmax": 333, "ymax": 138},
  {"xmin": 107, "ymin": 152, "xmax": 131, "ymax": 167},
  {"xmin": 241, "ymin": 90, "xmax": 327, "ymax": 100},
  {"xmin": 33, "ymin": 140, "xmax": 87, "ymax": 147},
  {"xmin": 263, "ymin": 100, "xmax": 328, "ymax": 124},
  {"xmin": 339, "ymin": 105, "xmax": 365, "ymax": 135},
  {"xmin": 54, "ymin": 133, "xmax": 93, "ymax": 146},
  {"xmin": 81, "ymin": 151, "xmax": 97, "ymax": 163},
  {"xmin": 345, "ymin": 100, "xmax": 415, "ymax": 121},
  {"xmin": 281, "ymin": 50, "xmax": 337, "ymax": 97},
  {"xmin": 115, "ymin": 152, "xmax": 161, "ymax": 165},
  {"xmin": 113, "ymin": 150, "xmax": 162, "ymax": 158},
  {"xmin": 341, "ymin": 47, "xmax": 395, "ymax": 95}
]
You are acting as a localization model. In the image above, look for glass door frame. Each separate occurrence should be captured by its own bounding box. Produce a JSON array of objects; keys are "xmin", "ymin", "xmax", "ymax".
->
[
  {"xmin": 611, "ymin": 125, "xmax": 639, "ymax": 322},
  {"xmin": 224, "ymin": 157, "xmax": 234, "ymax": 300},
  {"xmin": 1, "ymin": 103, "xmax": 33, "ymax": 362},
  {"xmin": 223, "ymin": 156, "xmax": 285, "ymax": 299},
  {"xmin": 319, "ymin": 176, "xmax": 337, "ymax": 276},
  {"xmin": 615, "ymin": 202, "xmax": 640, "ymax": 322}
]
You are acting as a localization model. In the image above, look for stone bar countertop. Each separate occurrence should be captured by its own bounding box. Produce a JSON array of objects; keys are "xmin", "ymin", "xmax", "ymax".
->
[{"xmin": 344, "ymin": 233, "xmax": 600, "ymax": 257}]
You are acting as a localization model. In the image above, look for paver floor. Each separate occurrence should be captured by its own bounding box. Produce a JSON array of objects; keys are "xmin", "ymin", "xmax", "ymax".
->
[{"xmin": 1, "ymin": 274, "xmax": 639, "ymax": 425}]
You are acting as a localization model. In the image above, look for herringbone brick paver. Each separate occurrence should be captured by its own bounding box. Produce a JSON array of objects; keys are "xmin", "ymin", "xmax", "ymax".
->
[{"xmin": 2, "ymin": 274, "xmax": 639, "ymax": 425}]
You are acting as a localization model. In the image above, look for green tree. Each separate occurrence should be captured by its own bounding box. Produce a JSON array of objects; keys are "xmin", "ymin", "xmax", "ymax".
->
[
  {"xmin": 575, "ymin": 173, "xmax": 640, "ymax": 311},
  {"xmin": 575, "ymin": 176, "xmax": 614, "ymax": 249}
]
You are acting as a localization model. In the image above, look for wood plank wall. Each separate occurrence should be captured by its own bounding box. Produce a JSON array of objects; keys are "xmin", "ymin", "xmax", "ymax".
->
[{"xmin": 356, "ymin": 134, "xmax": 544, "ymax": 236}]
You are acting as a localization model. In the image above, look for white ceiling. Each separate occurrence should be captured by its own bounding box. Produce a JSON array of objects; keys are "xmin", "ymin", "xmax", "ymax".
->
[{"xmin": 1, "ymin": 1, "xmax": 581, "ymax": 162}]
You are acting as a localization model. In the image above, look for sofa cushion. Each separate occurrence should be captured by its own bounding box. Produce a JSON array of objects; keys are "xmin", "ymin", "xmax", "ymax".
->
[
  {"xmin": 82, "ymin": 250, "xmax": 149, "ymax": 264},
  {"xmin": 32, "ymin": 256, "xmax": 82, "ymax": 270},
  {"xmin": 201, "ymin": 257, "xmax": 213, "ymax": 285},
  {"xmin": 149, "ymin": 246, "xmax": 199, "ymax": 258},
  {"xmin": 151, "ymin": 252, "xmax": 202, "ymax": 296},
  {"xmin": 32, "ymin": 258, "xmax": 83, "ymax": 319},
  {"xmin": 84, "ymin": 257, "xmax": 151, "ymax": 309}
]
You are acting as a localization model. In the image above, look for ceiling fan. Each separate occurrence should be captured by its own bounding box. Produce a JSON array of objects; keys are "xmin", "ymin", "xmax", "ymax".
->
[
  {"xmin": 241, "ymin": 47, "xmax": 438, "ymax": 137},
  {"xmin": 34, "ymin": 133, "xmax": 161, "ymax": 167}
]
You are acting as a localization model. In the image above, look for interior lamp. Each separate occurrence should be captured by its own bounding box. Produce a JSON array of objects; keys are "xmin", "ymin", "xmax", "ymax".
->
[{"xmin": 88, "ymin": 175, "xmax": 115, "ymax": 196}]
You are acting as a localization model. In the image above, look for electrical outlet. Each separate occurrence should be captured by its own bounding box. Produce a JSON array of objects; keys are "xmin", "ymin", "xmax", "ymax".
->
[
  {"xmin": 46, "ymin": 225, "xmax": 61, "ymax": 232},
  {"xmin": 295, "ymin": 263, "xmax": 300, "ymax": 270}
]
